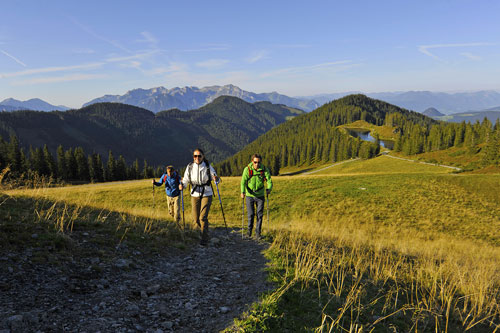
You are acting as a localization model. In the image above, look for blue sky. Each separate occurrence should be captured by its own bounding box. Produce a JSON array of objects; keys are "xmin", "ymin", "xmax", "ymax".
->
[{"xmin": 1, "ymin": 0, "xmax": 499, "ymax": 108}]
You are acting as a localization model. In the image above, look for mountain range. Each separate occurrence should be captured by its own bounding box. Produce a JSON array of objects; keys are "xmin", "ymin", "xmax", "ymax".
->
[
  {"xmin": 433, "ymin": 110, "xmax": 500, "ymax": 123},
  {"xmin": 4, "ymin": 86, "xmax": 500, "ymax": 117},
  {"xmin": 0, "ymin": 96, "xmax": 303, "ymax": 166},
  {"xmin": 306, "ymin": 90, "xmax": 500, "ymax": 114},
  {"xmin": 83, "ymin": 84, "xmax": 320, "ymax": 112},
  {"xmin": 0, "ymin": 98, "xmax": 69, "ymax": 112}
]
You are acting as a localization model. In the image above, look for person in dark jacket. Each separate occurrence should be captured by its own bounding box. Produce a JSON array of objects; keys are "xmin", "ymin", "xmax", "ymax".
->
[{"xmin": 153, "ymin": 165, "xmax": 181, "ymax": 224}]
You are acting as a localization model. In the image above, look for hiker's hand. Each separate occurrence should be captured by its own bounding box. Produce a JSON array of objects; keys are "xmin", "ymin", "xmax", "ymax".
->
[
  {"xmin": 152, "ymin": 179, "xmax": 155, "ymax": 184},
  {"xmin": 179, "ymin": 184, "xmax": 183, "ymax": 190},
  {"xmin": 266, "ymin": 189, "xmax": 271, "ymax": 195},
  {"xmin": 213, "ymin": 175, "xmax": 221, "ymax": 183},
  {"xmin": 241, "ymin": 193, "xmax": 245, "ymax": 199}
]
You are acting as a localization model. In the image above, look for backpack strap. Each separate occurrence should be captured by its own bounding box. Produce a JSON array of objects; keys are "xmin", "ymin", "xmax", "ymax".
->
[{"xmin": 245, "ymin": 165, "xmax": 266, "ymax": 196}]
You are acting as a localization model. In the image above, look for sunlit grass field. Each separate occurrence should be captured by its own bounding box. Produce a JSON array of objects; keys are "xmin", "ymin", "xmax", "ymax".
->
[{"xmin": 3, "ymin": 156, "xmax": 500, "ymax": 331}]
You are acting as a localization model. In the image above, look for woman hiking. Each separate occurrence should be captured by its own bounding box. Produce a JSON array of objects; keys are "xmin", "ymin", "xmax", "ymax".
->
[{"xmin": 179, "ymin": 148, "xmax": 221, "ymax": 246}]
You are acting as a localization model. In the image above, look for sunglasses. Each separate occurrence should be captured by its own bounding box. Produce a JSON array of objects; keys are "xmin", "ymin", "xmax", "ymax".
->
[
  {"xmin": 193, "ymin": 154, "xmax": 203, "ymax": 158},
  {"xmin": 253, "ymin": 161, "xmax": 261, "ymax": 164}
]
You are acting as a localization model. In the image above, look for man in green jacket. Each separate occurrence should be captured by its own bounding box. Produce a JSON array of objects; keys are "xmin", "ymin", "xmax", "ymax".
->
[{"xmin": 240, "ymin": 154, "xmax": 273, "ymax": 240}]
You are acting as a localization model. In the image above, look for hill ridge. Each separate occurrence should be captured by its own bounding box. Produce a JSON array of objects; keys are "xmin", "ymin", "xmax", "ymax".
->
[{"xmin": 0, "ymin": 97, "xmax": 303, "ymax": 166}]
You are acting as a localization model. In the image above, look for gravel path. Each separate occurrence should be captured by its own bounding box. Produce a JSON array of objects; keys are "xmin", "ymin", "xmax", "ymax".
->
[{"xmin": 0, "ymin": 228, "xmax": 272, "ymax": 332}]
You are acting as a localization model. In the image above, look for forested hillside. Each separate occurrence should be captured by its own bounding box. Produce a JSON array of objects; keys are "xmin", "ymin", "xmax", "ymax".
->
[
  {"xmin": 218, "ymin": 94, "xmax": 500, "ymax": 175},
  {"xmin": 217, "ymin": 94, "xmax": 433, "ymax": 175},
  {"xmin": 0, "ymin": 96, "xmax": 303, "ymax": 169}
]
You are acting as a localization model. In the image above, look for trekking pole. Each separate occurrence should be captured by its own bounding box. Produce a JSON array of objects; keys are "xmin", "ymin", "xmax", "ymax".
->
[
  {"xmin": 152, "ymin": 182, "xmax": 155, "ymax": 210},
  {"xmin": 266, "ymin": 192, "xmax": 270, "ymax": 226},
  {"xmin": 181, "ymin": 189, "xmax": 185, "ymax": 231},
  {"xmin": 241, "ymin": 197, "xmax": 245, "ymax": 239},
  {"xmin": 214, "ymin": 180, "xmax": 228, "ymax": 235}
]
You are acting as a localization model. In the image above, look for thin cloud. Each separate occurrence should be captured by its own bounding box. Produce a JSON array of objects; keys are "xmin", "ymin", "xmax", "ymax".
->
[
  {"xmin": 0, "ymin": 62, "xmax": 104, "ymax": 79},
  {"xmin": 13, "ymin": 73, "xmax": 107, "ymax": 85},
  {"xmin": 0, "ymin": 49, "xmax": 27, "ymax": 67},
  {"xmin": 196, "ymin": 59, "xmax": 229, "ymax": 69},
  {"xmin": 72, "ymin": 48, "xmax": 95, "ymax": 54},
  {"xmin": 137, "ymin": 31, "xmax": 159, "ymax": 46},
  {"xmin": 120, "ymin": 61, "xmax": 142, "ymax": 69},
  {"xmin": 68, "ymin": 16, "xmax": 131, "ymax": 53},
  {"xmin": 105, "ymin": 51, "xmax": 159, "ymax": 63},
  {"xmin": 418, "ymin": 42, "xmax": 495, "ymax": 61},
  {"xmin": 246, "ymin": 50, "xmax": 268, "ymax": 64},
  {"xmin": 261, "ymin": 60, "xmax": 355, "ymax": 78},
  {"xmin": 461, "ymin": 52, "xmax": 482, "ymax": 61},
  {"xmin": 273, "ymin": 44, "xmax": 311, "ymax": 49},
  {"xmin": 179, "ymin": 44, "xmax": 230, "ymax": 52}
]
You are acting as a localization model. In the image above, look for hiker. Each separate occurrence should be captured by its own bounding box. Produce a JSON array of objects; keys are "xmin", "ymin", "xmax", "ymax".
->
[
  {"xmin": 240, "ymin": 154, "xmax": 273, "ymax": 240},
  {"xmin": 153, "ymin": 165, "xmax": 182, "ymax": 224},
  {"xmin": 179, "ymin": 148, "xmax": 221, "ymax": 246}
]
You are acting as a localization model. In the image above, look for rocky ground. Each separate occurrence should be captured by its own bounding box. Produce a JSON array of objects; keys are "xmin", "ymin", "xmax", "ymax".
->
[{"xmin": 0, "ymin": 228, "xmax": 272, "ymax": 332}]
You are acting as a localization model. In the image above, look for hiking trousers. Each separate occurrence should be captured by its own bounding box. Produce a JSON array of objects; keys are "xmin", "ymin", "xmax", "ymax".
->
[
  {"xmin": 191, "ymin": 196, "xmax": 212, "ymax": 242},
  {"xmin": 246, "ymin": 196, "xmax": 265, "ymax": 237},
  {"xmin": 167, "ymin": 195, "xmax": 180, "ymax": 223}
]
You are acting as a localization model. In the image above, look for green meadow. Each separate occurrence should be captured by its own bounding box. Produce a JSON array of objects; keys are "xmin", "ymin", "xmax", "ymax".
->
[{"xmin": 2, "ymin": 155, "xmax": 500, "ymax": 332}]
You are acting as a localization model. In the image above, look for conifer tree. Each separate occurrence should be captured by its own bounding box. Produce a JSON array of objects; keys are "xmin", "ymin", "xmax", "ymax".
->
[
  {"xmin": 57, "ymin": 145, "xmax": 67, "ymax": 180},
  {"xmin": 74, "ymin": 147, "xmax": 89, "ymax": 181},
  {"xmin": 142, "ymin": 159, "xmax": 149, "ymax": 179},
  {"xmin": 8, "ymin": 135, "xmax": 23, "ymax": 173},
  {"xmin": 43, "ymin": 145, "xmax": 57, "ymax": 178},
  {"xmin": 270, "ymin": 154, "xmax": 280, "ymax": 176},
  {"xmin": 34, "ymin": 147, "xmax": 49, "ymax": 176},
  {"xmin": 482, "ymin": 128, "xmax": 499, "ymax": 166},
  {"xmin": 65, "ymin": 148, "xmax": 78, "ymax": 180},
  {"xmin": 115, "ymin": 155, "xmax": 127, "ymax": 180},
  {"xmin": 105, "ymin": 151, "xmax": 116, "ymax": 182},
  {"xmin": 132, "ymin": 159, "xmax": 140, "ymax": 179},
  {"xmin": 95, "ymin": 154, "xmax": 105, "ymax": 182}
]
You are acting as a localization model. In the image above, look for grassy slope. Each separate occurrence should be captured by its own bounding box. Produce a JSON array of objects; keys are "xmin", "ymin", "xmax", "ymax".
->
[
  {"xmin": 3, "ymin": 157, "xmax": 500, "ymax": 331},
  {"xmin": 339, "ymin": 119, "xmax": 398, "ymax": 141}
]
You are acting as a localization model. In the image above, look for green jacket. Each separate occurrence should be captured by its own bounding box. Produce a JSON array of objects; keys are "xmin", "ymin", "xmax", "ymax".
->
[{"xmin": 241, "ymin": 162, "xmax": 273, "ymax": 198}]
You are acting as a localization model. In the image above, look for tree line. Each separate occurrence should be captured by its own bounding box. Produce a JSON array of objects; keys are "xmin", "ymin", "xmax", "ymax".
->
[
  {"xmin": 0, "ymin": 135, "xmax": 161, "ymax": 185},
  {"xmin": 393, "ymin": 116, "xmax": 500, "ymax": 166}
]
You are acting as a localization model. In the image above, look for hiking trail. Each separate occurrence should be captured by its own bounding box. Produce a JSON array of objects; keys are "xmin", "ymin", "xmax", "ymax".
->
[{"xmin": 0, "ymin": 228, "xmax": 272, "ymax": 332}]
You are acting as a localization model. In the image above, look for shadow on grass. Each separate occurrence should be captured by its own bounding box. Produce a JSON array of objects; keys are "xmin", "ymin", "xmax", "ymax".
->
[{"xmin": 0, "ymin": 193, "xmax": 198, "ymax": 256}]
